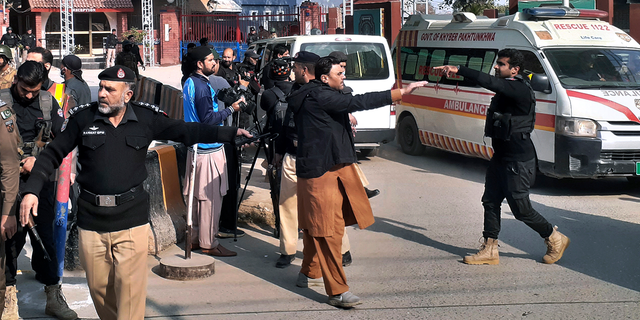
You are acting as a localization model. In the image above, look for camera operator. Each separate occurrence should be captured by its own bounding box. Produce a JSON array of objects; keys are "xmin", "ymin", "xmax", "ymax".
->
[
  {"xmin": 261, "ymin": 44, "xmax": 290, "ymax": 90},
  {"xmin": 217, "ymin": 48, "xmax": 240, "ymax": 88},
  {"xmin": 182, "ymin": 46, "xmax": 245, "ymax": 257}
]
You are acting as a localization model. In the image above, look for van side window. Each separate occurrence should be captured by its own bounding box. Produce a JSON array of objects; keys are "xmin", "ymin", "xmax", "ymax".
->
[
  {"xmin": 301, "ymin": 42, "xmax": 390, "ymax": 80},
  {"xmin": 398, "ymin": 46, "xmax": 498, "ymax": 87}
]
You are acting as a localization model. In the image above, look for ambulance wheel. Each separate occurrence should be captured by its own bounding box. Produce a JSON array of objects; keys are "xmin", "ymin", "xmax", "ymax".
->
[
  {"xmin": 398, "ymin": 116, "xmax": 425, "ymax": 155},
  {"xmin": 359, "ymin": 148, "xmax": 379, "ymax": 157}
]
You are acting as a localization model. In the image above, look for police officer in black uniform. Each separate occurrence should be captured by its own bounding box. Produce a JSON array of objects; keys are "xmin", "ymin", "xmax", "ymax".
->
[
  {"xmin": 435, "ymin": 49, "xmax": 570, "ymax": 266},
  {"xmin": 19, "ymin": 66, "xmax": 252, "ymax": 320},
  {"xmin": 20, "ymin": 28, "xmax": 36, "ymax": 63},
  {"xmin": 0, "ymin": 27, "xmax": 20, "ymax": 66}
]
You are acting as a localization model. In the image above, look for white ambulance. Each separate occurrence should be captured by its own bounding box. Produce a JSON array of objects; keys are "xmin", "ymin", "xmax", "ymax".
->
[
  {"xmin": 394, "ymin": 8, "xmax": 640, "ymax": 181},
  {"xmin": 249, "ymin": 35, "xmax": 396, "ymax": 157}
]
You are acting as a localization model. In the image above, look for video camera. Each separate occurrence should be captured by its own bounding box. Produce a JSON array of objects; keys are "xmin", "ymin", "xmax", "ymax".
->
[{"xmin": 217, "ymin": 85, "xmax": 257, "ymax": 114}]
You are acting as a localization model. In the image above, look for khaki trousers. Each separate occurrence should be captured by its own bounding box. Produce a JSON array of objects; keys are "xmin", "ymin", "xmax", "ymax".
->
[
  {"xmin": 279, "ymin": 153, "xmax": 350, "ymax": 255},
  {"xmin": 299, "ymin": 209, "xmax": 349, "ymax": 296},
  {"xmin": 106, "ymin": 48, "xmax": 116, "ymax": 68},
  {"xmin": 79, "ymin": 224, "xmax": 149, "ymax": 320}
]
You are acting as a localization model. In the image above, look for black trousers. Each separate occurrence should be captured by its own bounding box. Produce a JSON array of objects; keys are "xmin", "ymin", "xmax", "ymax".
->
[
  {"xmin": 5, "ymin": 180, "xmax": 59, "ymax": 286},
  {"xmin": 219, "ymin": 143, "xmax": 240, "ymax": 231},
  {"xmin": 482, "ymin": 157, "xmax": 553, "ymax": 240}
]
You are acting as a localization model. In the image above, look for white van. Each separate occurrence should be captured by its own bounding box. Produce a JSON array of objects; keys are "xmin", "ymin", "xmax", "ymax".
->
[
  {"xmin": 249, "ymin": 35, "xmax": 396, "ymax": 156},
  {"xmin": 394, "ymin": 8, "xmax": 640, "ymax": 181}
]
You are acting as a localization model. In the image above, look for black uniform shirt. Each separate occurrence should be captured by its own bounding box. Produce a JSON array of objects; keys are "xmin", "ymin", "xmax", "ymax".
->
[
  {"xmin": 0, "ymin": 33, "xmax": 19, "ymax": 48},
  {"xmin": 106, "ymin": 34, "xmax": 118, "ymax": 49},
  {"xmin": 457, "ymin": 66, "xmax": 536, "ymax": 162},
  {"xmin": 65, "ymin": 77, "xmax": 92, "ymax": 106},
  {"xmin": 22, "ymin": 101, "xmax": 238, "ymax": 232},
  {"xmin": 10, "ymin": 88, "xmax": 64, "ymax": 146},
  {"xmin": 21, "ymin": 33, "xmax": 36, "ymax": 48},
  {"xmin": 217, "ymin": 64, "xmax": 239, "ymax": 87}
]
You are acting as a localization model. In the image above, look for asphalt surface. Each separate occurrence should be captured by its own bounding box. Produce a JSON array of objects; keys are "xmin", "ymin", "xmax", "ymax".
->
[
  {"xmin": 12, "ymin": 66, "xmax": 640, "ymax": 319},
  {"xmin": 15, "ymin": 140, "xmax": 640, "ymax": 319}
]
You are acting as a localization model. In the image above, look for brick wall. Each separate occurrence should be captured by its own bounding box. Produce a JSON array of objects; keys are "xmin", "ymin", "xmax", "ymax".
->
[{"xmin": 159, "ymin": 8, "xmax": 180, "ymax": 66}]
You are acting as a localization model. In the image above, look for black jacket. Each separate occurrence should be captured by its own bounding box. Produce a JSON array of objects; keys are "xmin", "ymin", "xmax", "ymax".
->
[
  {"xmin": 289, "ymin": 80, "xmax": 393, "ymax": 179},
  {"xmin": 106, "ymin": 34, "xmax": 118, "ymax": 49},
  {"xmin": 0, "ymin": 33, "xmax": 19, "ymax": 48},
  {"xmin": 21, "ymin": 33, "xmax": 36, "ymax": 48},
  {"xmin": 457, "ymin": 66, "xmax": 536, "ymax": 161}
]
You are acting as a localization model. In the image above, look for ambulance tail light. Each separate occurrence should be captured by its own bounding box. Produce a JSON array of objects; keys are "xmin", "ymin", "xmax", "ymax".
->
[
  {"xmin": 390, "ymin": 103, "xmax": 396, "ymax": 116},
  {"xmin": 523, "ymin": 7, "xmax": 608, "ymax": 19},
  {"xmin": 556, "ymin": 117, "xmax": 598, "ymax": 138}
]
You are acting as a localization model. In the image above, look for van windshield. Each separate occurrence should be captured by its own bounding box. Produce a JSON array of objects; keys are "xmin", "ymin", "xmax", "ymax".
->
[
  {"xmin": 300, "ymin": 42, "xmax": 389, "ymax": 80},
  {"xmin": 544, "ymin": 48, "xmax": 640, "ymax": 89}
]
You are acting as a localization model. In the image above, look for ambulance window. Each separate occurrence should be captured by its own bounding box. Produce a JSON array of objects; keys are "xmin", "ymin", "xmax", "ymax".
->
[
  {"xmin": 468, "ymin": 57, "xmax": 483, "ymax": 72},
  {"xmin": 482, "ymin": 51, "xmax": 496, "ymax": 73},
  {"xmin": 405, "ymin": 54, "xmax": 419, "ymax": 80},
  {"xmin": 519, "ymin": 51, "xmax": 546, "ymax": 76},
  {"xmin": 415, "ymin": 50, "xmax": 430, "ymax": 81},
  {"xmin": 428, "ymin": 50, "xmax": 446, "ymax": 82}
]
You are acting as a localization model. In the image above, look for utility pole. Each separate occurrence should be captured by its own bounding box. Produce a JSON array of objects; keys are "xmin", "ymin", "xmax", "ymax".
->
[
  {"xmin": 60, "ymin": 0, "xmax": 74, "ymax": 57},
  {"xmin": 142, "ymin": 0, "xmax": 155, "ymax": 67}
]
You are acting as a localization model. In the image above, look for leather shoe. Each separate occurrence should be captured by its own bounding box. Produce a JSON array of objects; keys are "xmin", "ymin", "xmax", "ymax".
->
[
  {"xmin": 202, "ymin": 244, "xmax": 237, "ymax": 257},
  {"xmin": 275, "ymin": 254, "xmax": 295, "ymax": 268},
  {"xmin": 342, "ymin": 251, "xmax": 352, "ymax": 267},
  {"xmin": 365, "ymin": 187, "xmax": 380, "ymax": 199},
  {"xmin": 217, "ymin": 227, "xmax": 245, "ymax": 238}
]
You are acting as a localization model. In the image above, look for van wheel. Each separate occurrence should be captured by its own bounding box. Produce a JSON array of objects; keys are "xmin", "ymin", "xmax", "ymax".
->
[
  {"xmin": 359, "ymin": 148, "xmax": 379, "ymax": 158},
  {"xmin": 398, "ymin": 116, "xmax": 425, "ymax": 155}
]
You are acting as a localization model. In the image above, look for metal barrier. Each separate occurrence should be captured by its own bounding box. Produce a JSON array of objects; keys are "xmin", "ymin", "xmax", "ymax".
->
[
  {"xmin": 135, "ymin": 76, "xmax": 163, "ymax": 105},
  {"xmin": 159, "ymin": 84, "xmax": 184, "ymax": 120}
]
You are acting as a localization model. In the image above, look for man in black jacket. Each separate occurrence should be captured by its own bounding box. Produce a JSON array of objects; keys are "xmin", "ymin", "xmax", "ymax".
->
[
  {"xmin": 290, "ymin": 56, "xmax": 425, "ymax": 308},
  {"xmin": 105, "ymin": 29, "xmax": 118, "ymax": 68},
  {"xmin": 0, "ymin": 27, "xmax": 20, "ymax": 67},
  {"xmin": 435, "ymin": 49, "xmax": 570, "ymax": 266},
  {"xmin": 20, "ymin": 28, "xmax": 36, "ymax": 63}
]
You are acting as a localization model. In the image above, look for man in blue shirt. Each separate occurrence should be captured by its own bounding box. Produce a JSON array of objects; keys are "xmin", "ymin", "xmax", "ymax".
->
[{"xmin": 183, "ymin": 46, "xmax": 243, "ymax": 256}]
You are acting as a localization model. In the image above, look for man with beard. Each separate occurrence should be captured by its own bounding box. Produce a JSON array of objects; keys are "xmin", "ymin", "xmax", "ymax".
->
[
  {"xmin": 61, "ymin": 55, "xmax": 91, "ymax": 106},
  {"xmin": 290, "ymin": 56, "xmax": 426, "ymax": 307},
  {"xmin": 19, "ymin": 65, "xmax": 252, "ymax": 320},
  {"xmin": 0, "ymin": 45, "xmax": 16, "ymax": 90},
  {"xmin": 1, "ymin": 61, "xmax": 77, "ymax": 320},
  {"xmin": 217, "ymin": 48, "xmax": 240, "ymax": 88},
  {"xmin": 183, "ymin": 46, "xmax": 244, "ymax": 256}
]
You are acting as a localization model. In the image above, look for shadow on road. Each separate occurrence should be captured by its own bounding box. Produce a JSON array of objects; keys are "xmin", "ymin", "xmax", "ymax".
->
[{"xmin": 501, "ymin": 201, "xmax": 640, "ymax": 293}]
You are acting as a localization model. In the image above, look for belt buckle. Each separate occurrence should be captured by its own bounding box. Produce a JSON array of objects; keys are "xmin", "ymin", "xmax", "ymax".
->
[{"xmin": 96, "ymin": 195, "xmax": 117, "ymax": 207}]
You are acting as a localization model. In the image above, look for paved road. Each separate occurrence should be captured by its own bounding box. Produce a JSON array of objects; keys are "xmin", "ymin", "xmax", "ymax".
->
[{"xmin": 14, "ymin": 140, "xmax": 640, "ymax": 319}]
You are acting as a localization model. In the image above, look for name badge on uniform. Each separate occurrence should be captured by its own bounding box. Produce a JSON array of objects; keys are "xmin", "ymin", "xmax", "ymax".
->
[
  {"xmin": 0, "ymin": 99, "xmax": 7, "ymax": 108},
  {"xmin": 82, "ymin": 125, "xmax": 106, "ymax": 136},
  {"xmin": 5, "ymin": 119, "xmax": 14, "ymax": 133}
]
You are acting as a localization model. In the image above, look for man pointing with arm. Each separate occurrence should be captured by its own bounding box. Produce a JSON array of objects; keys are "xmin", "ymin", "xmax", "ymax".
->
[{"xmin": 434, "ymin": 49, "xmax": 570, "ymax": 266}]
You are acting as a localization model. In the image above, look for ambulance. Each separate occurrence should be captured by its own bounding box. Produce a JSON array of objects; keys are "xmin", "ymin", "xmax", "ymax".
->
[{"xmin": 394, "ymin": 7, "xmax": 640, "ymax": 181}]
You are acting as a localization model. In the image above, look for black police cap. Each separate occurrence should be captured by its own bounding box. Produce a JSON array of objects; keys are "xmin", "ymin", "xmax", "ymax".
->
[
  {"xmin": 293, "ymin": 51, "xmax": 320, "ymax": 64},
  {"xmin": 98, "ymin": 66, "xmax": 137, "ymax": 82}
]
